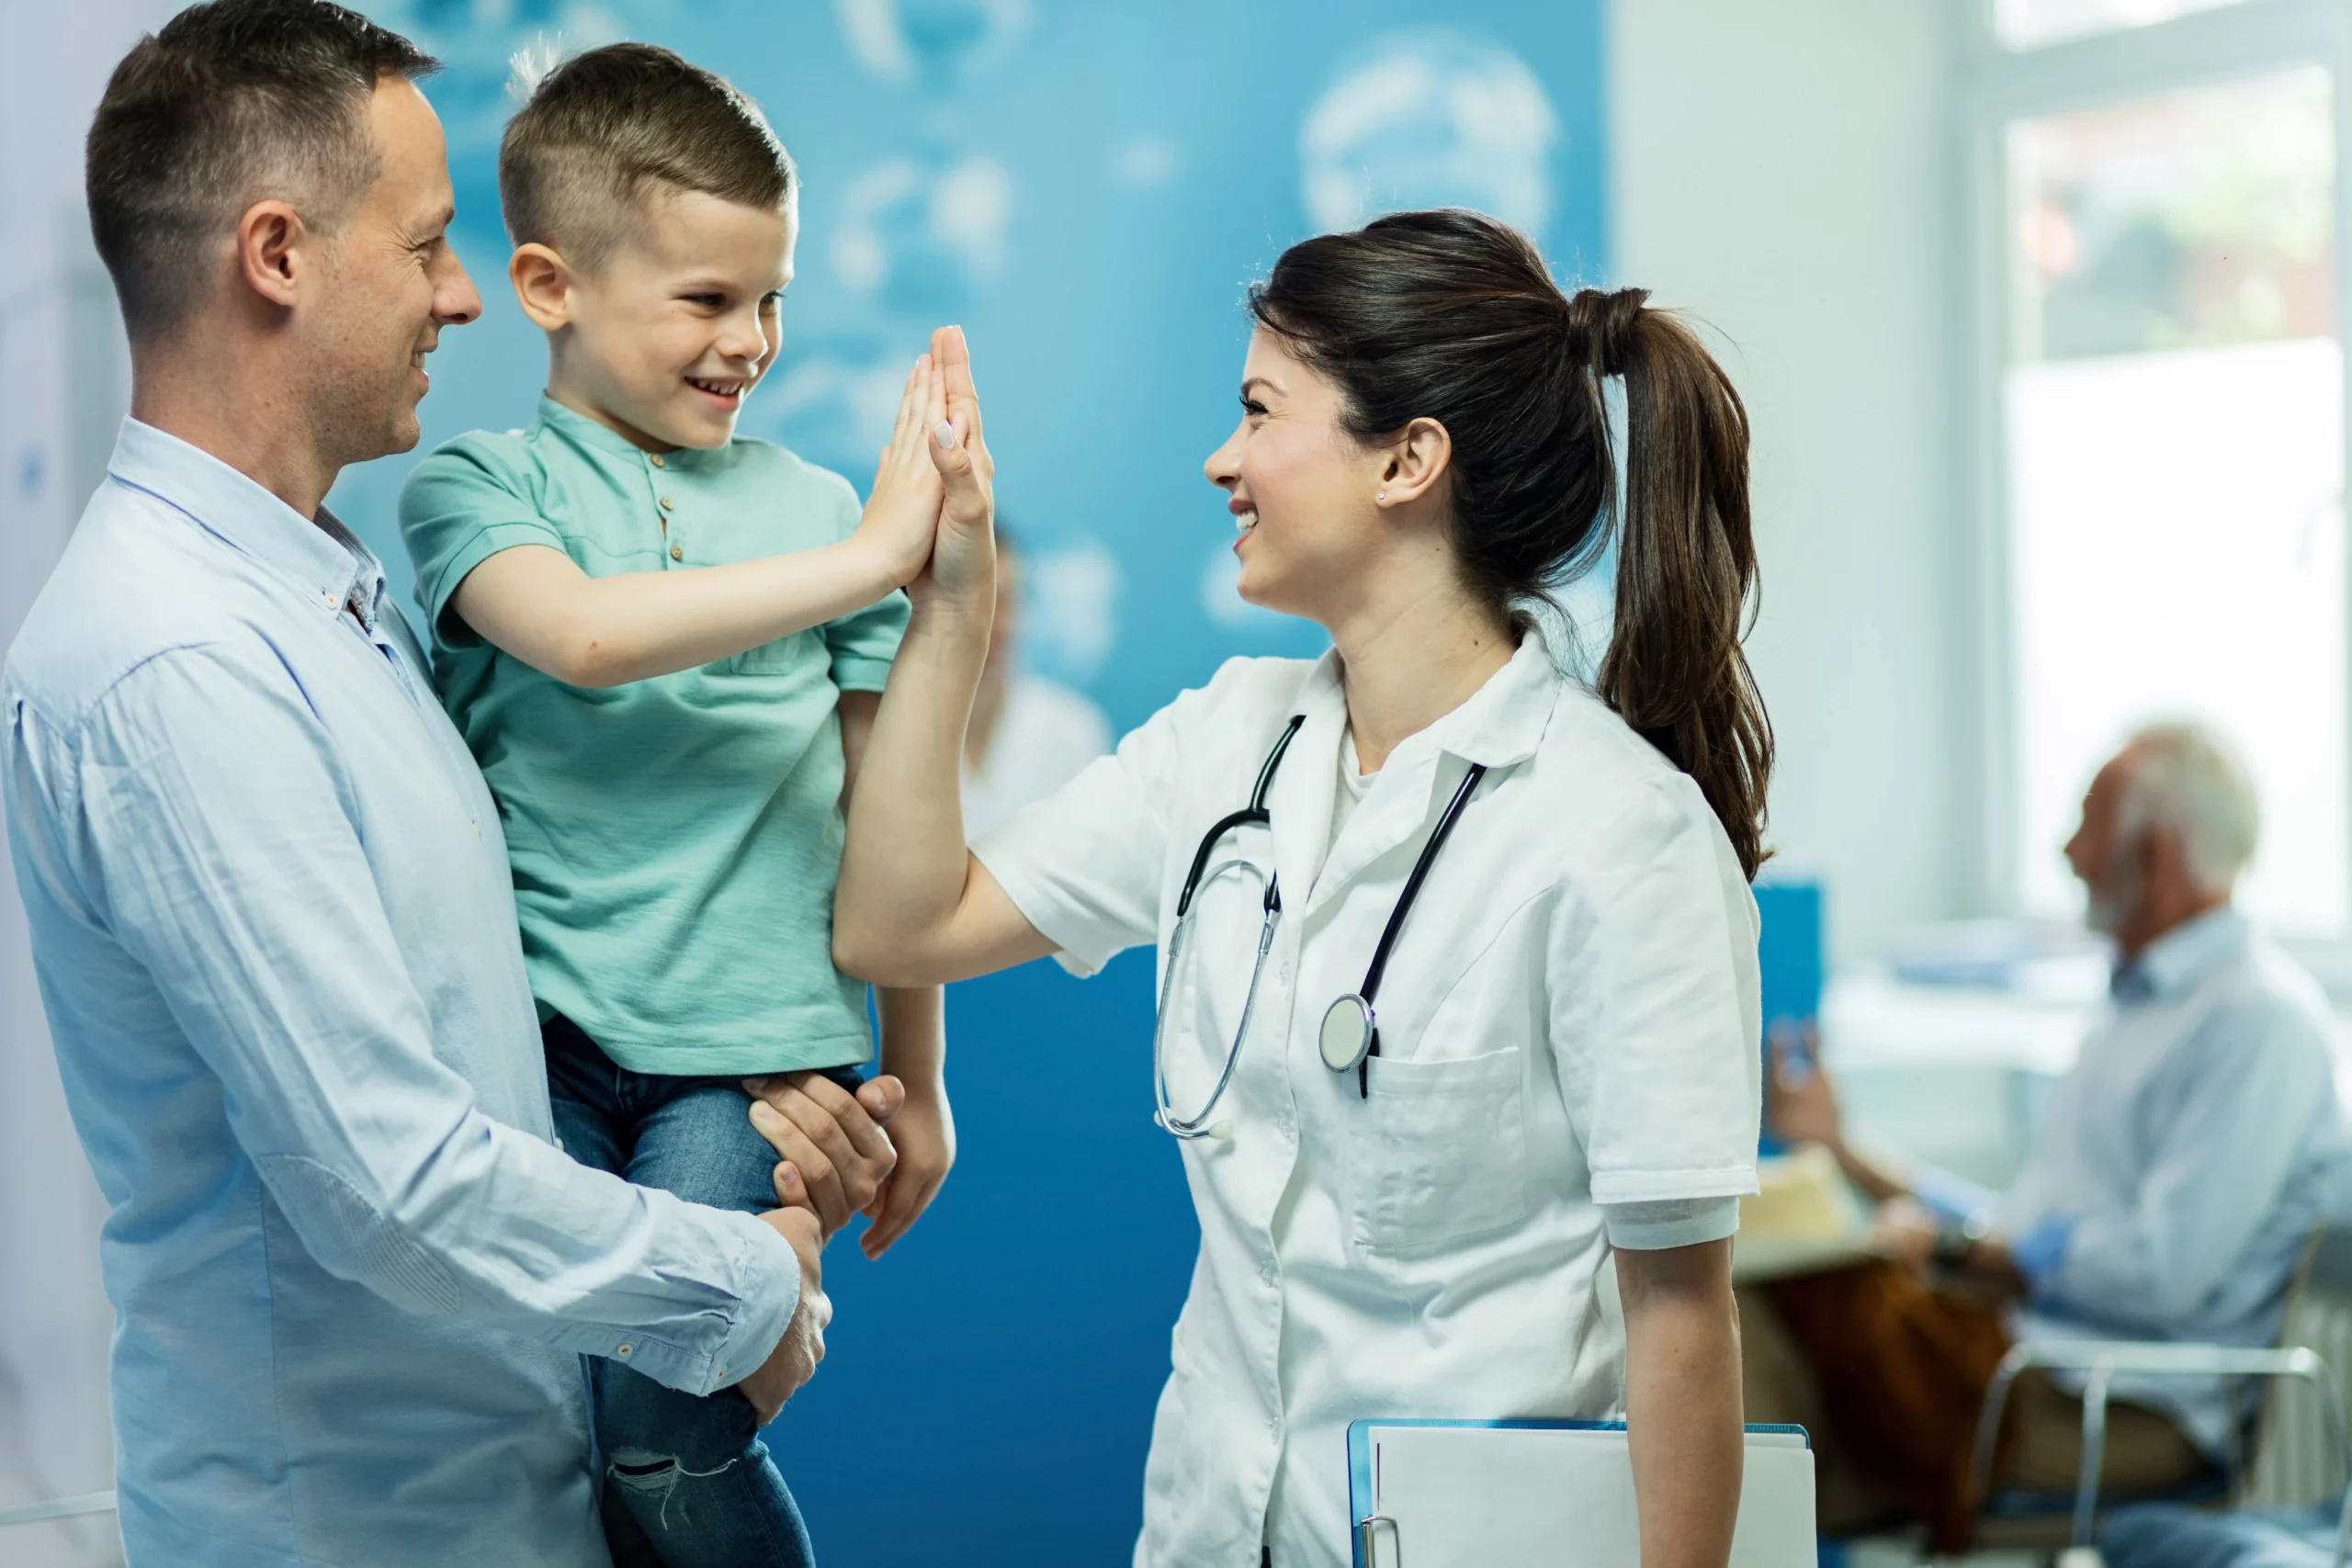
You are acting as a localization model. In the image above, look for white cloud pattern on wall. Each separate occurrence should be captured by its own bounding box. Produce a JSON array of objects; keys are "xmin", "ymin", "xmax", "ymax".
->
[
  {"xmin": 835, "ymin": 0, "xmax": 1032, "ymax": 85},
  {"xmin": 1300, "ymin": 28, "xmax": 1558, "ymax": 238},
  {"xmin": 1027, "ymin": 537, "xmax": 1124, "ymax": 681},
  {"xmin": 832, "ymin": 153, "xmax": 1013, "ymax": 308}
]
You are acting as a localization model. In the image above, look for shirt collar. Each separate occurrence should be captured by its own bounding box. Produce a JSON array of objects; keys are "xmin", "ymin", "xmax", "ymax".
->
[
  {"xmin": 107, "ymin": 418, "xmax": 375, "ymax": 618},
  {"xmin": 2115, "ymin": 906, "xmax": 2252, "ymax": 1002},
  {"xmin": 1300, "ymin": 623, "xmax": 1563, "ymax": 773},
  {"xmin": 535, "ymin": 393, "xmax": 678, "ymax": 464}
]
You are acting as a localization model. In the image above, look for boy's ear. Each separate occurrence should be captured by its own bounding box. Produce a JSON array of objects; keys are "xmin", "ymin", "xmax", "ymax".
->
[{"xmin": 509, "ymin": 243, "xmax": 576, "ymax": 331}]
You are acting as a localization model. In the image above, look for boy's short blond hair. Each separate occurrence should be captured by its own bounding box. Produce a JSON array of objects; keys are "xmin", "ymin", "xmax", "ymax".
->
[{"xmin": 499, "ymin": 41, "xmax": 793, "ymax": 271}]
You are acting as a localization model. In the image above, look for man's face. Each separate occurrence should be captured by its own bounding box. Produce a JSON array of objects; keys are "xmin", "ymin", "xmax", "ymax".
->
[
  {"xmin": 305, "ymin": 78, "xmax": 480, "ymax": 465},
  {"xmin": 2065, "ymin": 750, "xmax": 2136, "ymax": 935}
]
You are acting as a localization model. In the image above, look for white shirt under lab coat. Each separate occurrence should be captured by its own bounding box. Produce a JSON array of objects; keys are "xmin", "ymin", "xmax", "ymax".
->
[{"xmin": 975, "ymin": 632, "xmax": 1763, "ymax": 1567}]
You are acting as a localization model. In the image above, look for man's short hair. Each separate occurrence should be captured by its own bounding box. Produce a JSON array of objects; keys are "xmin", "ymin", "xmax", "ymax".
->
[
  {"xmin": 499, "ymin": 43, "xmax": 794, "ymax": 274},
  {"xmin": 2119, "ymin": 719, "xmax": 2262, "ymax": 894},
  {"xmin": 85, "ymin": 0, "xmax": 437, "ymax": 342}
]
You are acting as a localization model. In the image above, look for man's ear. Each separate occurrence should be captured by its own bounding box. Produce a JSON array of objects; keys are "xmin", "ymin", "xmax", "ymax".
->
[
  {"xmin": 2141, "ymin": 821, "xmax": 2188, "ymax": 891},
  {"xmin": 509, "ymin": 243, "xmax": 577, "ymax": 332},
  {"xmin": 1376, "ymin": 416, "xmax": 1453, "ymax": 508},
  {"xmin": 234, "ymin": 200, "xmax": 309, "ymax": 310}
]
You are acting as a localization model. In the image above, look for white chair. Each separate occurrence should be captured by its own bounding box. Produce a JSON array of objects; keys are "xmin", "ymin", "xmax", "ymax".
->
[{"xmin": 1964, "ymin": 1225, "xmax": 2352, "ymax": 1561}]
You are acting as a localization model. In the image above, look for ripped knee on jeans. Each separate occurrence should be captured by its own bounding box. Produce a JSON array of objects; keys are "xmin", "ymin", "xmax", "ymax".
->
[{"xmin": 608, "ymin": 1447, "xmax": 742, "ymax": 1531}]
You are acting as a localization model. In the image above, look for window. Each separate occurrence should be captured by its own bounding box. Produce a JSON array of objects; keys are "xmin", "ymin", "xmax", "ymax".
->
[
  {"xmin": 1969, "ymin": 1, "xmax": 2352, "ymax": 943},
  {"xmin": 1996, "ymin": 0, "xmax": 2256, "ymax": 52}
]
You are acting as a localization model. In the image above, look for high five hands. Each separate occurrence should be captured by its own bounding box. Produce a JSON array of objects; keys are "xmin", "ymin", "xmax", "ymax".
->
[
  {"xmin": 919, "ymin": 324, "xmax": 996, "ymax": 607},
  {"xmin": 860, "ymin": 324, "xmax": 996, "ymax": 604}
]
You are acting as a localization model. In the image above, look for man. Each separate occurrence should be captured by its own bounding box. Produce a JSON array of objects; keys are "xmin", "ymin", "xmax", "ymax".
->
[
  {"xmin": 2, "ymin": 5, "xmax": 901, "ymax": 1563},
  {"xmin": 1758, "ymin": 721, "xmax": 2347, "ymax": 1549}
]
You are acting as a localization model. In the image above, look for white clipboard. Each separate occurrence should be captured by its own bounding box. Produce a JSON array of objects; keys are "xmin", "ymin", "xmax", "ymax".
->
[{"xmin": 1346, "ymin": 1419, "xmax": 1816, "ymax": 1567}]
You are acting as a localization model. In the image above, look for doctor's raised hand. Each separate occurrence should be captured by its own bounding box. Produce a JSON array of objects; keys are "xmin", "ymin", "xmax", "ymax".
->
[{"xmin": 919, "ymin": 322, "xmax": 998, "ymax": 606}]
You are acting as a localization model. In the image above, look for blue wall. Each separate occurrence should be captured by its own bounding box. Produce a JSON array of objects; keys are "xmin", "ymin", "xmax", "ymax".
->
[{"xmin": 339, "ymin": 4, "xmax": 1610, "ymax": 1561}]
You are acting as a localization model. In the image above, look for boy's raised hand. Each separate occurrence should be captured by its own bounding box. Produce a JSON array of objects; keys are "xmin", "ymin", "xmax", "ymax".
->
[
  {"xmin": 856, "ymin": 353, "xmax": 949, "ymax": 588},
  {"xmin": 918, "ymin": 324, "xmax": 995, "ymax": 611}
]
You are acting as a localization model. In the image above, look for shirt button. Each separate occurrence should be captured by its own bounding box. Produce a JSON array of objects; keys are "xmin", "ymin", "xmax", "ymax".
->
[
  {"xmin": 1260, "ymin": 1260, "xmax": 1276, "ymax": 1283},
  {"xmin": 660, "ymin": 496, "xmax": 676, "ymax": 511},
  {"xmin": 649, "ymin": 454, "xmax": 666, "ymax": 468},
  {"xmin": 616, "ymin": 1344, "xmax": 633, "ymax": 1358},
  {"xmin": 670, "ymin": 544, "xmax": 684, "ymax": 561}
]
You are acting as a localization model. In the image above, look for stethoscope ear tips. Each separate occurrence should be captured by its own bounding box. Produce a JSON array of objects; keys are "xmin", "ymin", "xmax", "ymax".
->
[{"xmin": 1207, "ymin": 1120, "xmax": 1235, "ymax": 1142}]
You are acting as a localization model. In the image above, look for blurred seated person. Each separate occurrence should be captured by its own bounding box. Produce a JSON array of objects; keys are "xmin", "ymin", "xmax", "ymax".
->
[
  {"xmin": 960, "ymin": 526, "xmax": 1113, "ymax": 836},
  {"xmin": 1753, "ymin": 720, "xmax": 2348, "ymax": 1551}
]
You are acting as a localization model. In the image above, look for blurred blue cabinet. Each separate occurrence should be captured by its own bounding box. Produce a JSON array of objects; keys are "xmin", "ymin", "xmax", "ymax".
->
[{"xmin": 1753, "ymin": 878, "xmax": 1824, "ymax": 1156}]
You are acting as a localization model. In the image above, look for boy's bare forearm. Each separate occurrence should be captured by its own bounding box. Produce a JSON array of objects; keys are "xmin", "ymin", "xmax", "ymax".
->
[
  {"xmin": 875, "ymin": 985, "xmax": 944, "ymax": 1089},
  {"xmin": 457, "ymin": 536, "xmax": 904, "ymax": 689},
  {"xmin": 1616, "ymin": 1240, "xmax": 1743, "ymax": 1568},
  {"xmin": 833, "ymin": 599, "xmax": 993, "ymax": 976}
]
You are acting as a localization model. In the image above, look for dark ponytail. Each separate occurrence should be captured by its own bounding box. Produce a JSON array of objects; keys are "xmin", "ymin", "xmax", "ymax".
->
[{"xmin": 1249, "ymin": 209, "xmax": 1773, "ymax": 879}]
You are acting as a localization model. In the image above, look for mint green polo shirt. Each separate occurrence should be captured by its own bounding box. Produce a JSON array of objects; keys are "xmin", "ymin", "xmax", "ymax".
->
[{"xmin": 397, "ymin": 396, "xmax": 907, "ymax": 1076}]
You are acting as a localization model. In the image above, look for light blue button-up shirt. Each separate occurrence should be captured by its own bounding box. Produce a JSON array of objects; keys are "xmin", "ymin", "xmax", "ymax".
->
[
  {"xmin": 2000, "ymin": 908, "xmax": 2350, "ymax": 1455},
  {"xmin": 3, "ymin": 421, "xmax": 800, "ymax": 1567}
]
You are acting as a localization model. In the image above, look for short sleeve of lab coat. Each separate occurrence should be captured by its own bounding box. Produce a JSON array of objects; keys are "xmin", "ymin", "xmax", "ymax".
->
[
  {"xmin": 973, "ymin": 682, "xmax": 1198, "ymax": 978},
  {"xmin": 1550, "ymin": 773, "xmax": 1762, "ymax": 1207}
]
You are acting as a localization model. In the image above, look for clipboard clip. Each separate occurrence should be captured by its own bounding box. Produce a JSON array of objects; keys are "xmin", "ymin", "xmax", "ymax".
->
[{"xmin": 1357, "ymin": 1512, "xmax": 1399, "ymax": 1567}]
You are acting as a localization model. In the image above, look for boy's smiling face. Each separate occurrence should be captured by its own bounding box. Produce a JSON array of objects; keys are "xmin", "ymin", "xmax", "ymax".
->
[{"xmin": 517, "ymin": 183, "xmax": 797, "ymax": 453}]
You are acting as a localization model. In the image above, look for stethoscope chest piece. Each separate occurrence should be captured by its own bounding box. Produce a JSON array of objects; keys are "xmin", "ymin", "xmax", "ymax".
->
[{"xmin": 1318, "ymin": 993, "xmax": 1376, "ymax": 1073}]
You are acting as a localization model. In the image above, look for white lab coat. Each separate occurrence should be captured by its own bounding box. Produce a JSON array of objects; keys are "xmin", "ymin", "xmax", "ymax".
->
[{"xmin": 974, "ymin": 631, "xmax": 1762, "ymax": 1568}]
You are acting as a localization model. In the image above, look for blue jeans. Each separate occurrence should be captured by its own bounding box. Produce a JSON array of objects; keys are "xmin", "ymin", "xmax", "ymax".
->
[{"xmin": 544, "ymin": 1013, "xmax": 861, "ymax": 1568}]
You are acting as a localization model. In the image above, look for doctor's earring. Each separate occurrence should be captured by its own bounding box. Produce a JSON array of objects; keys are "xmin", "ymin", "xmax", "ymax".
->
[{"xmin": 1376, "ymin": 491, "xmax": 1386, "ymax": 502}]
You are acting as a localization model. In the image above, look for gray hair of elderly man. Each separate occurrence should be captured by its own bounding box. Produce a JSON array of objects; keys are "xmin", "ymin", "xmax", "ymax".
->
[{"xmin": 2115, "ymin": 719, "xmax": 2261, "ymax": 897}]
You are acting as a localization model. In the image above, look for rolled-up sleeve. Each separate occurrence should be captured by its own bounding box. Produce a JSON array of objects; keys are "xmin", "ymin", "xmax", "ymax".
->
[
  {"xmin": 42, "ymin": 648, "xmax": 797, "ymax": 1395},
  {"xmin": 1551, "ymin": 773, "xmax": 1761, "ymax": 1211}
]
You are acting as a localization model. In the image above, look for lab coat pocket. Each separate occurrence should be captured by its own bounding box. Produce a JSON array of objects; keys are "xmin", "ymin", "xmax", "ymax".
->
[{"xmin": 1354, "ymin": 1046, "xmax": 1529, "ymax": 1254}]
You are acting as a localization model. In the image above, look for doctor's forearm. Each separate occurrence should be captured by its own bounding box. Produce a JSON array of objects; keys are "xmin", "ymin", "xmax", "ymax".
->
[
  {"xmin": 1616, "ymin": 1240, "xmax": 1743, "ymax": 1568},
  {"xmin": 833, "ymin": 597, "xmax": 991, "ymax": 978}
]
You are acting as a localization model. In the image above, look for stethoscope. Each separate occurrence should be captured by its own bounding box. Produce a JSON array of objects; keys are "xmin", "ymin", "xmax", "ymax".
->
[{"xmin": 1151, "ymin": 714, "xmax": 1489, "ymax": 1141}]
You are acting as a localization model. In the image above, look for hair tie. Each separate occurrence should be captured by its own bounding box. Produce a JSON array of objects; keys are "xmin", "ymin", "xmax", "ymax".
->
[{"xmin": 1563, "ymin": 286, "xmax": 1650, "ymax": 378}]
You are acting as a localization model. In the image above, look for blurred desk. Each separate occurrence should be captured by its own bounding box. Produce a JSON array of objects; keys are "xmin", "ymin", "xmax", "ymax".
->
[{"xmin": 1819, "ymin": 966, "xmax": 2105, "ymax": 1192}]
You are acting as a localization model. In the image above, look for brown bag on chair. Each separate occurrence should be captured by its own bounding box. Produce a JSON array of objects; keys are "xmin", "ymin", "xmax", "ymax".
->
[{"xmin": 1766, "ymin": 1258, "xmax": 2015, "ymax": 1552}]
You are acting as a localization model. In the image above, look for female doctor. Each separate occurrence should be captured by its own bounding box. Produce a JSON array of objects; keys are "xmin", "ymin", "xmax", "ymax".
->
[{"xmin": 842, "ymin": 211, "xmax": 1772, "ymax": 1568}]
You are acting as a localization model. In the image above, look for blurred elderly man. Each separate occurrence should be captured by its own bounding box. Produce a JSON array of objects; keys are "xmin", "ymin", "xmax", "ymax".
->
[{"xmin": 1758, "ymin": 721, "xmax": 2347, "ymax": 1550}]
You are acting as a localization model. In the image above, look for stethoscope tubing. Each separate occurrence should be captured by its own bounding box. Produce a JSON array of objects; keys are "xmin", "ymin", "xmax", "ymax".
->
[{"xmin": 1149, "ymin": 712, "xmax": 1487, "ymax": 1137}]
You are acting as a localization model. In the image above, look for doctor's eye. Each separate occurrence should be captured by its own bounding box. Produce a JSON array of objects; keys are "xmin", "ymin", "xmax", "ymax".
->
[
  {"xmin": 1239, "ymin": 396, "xmax": 1269, "ymax": 418},
  {"xmin": 682, "ymin": 292, "xmax": 725, "ymax": 310}
]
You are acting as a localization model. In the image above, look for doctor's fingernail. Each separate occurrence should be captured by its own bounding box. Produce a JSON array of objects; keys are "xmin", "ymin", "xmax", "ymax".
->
[
  {"xmin": 933, "ymin": 421, "xmax": 955, "ymax": 448},
  {"xmin": 751, "ymin": 1100, "xmax": 779, "ymax": 1124}
]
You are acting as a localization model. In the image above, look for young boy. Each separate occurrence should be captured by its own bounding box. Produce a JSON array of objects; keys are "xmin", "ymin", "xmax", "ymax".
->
[{"xmin": 398, "ymin": 44, "xmax": 963, "ymax": 1567}]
